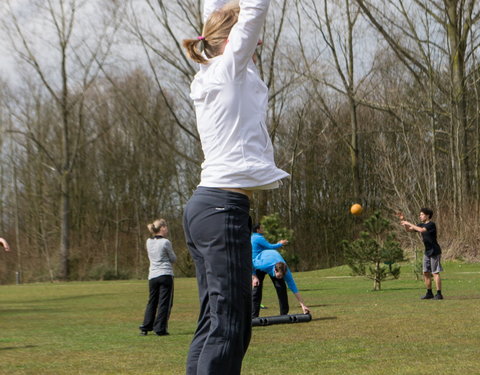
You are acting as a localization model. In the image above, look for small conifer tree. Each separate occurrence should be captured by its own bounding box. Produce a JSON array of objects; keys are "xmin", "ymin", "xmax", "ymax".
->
[{"xmin": 342, "ymin": 211, "xmax": 404, "ymax": 290}]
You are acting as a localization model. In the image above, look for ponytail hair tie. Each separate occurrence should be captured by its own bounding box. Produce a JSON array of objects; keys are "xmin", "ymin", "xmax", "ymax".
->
[{"xmin": 197, "ymin": 36, "xmax": 205, "ymax": 52}]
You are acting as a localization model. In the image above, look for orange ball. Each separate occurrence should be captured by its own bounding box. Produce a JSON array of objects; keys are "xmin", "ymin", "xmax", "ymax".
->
[{"xmin": 350, "ymin": 203, "xmax": 363, "ymax": 215}]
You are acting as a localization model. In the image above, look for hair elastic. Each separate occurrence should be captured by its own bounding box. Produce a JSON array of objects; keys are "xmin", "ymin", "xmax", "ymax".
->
[{"xmin": 197, "ymin": 36, "xmax": 205, "ymax": 40}]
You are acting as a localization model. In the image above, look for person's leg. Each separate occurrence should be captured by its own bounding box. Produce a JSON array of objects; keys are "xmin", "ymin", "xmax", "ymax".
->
[
  {"xmin": 153, "ymin": 275, "xmax": 174, "ymax": 334},
  {"xmin": 140, "ymin": 277, "xmax": 161, "ymax": 332},
  {"xmin": 423, "ymin": 272, "xmax": 432, "ymax": 289},
  {"xmin": 252, "ymin": 270, "xmax": 267, "ymax": 318},
  {"xmin": 184, "ymin": 200, "xmax": 211, "ymax": 375},
  {"xmin": 433, "ymin": 273, "xmax": 442, "ymax": 294},
  {"xmin": 421, "ymin": 255, "xmax": 434, "ymax": 299},
  {"xmin": 184, "ymin": 188, "xmax": 252, "ymax": 375},
  {"xmin": 185, "ymin": 257, "xmax": 211, "ymax": 374},
  {"xmin": 431, "ymin": 255, "xmax": 443, "ymax": 299},
  {"xmin": 270, "ymin": 275, "xmax": 289, "ymax": 315}
]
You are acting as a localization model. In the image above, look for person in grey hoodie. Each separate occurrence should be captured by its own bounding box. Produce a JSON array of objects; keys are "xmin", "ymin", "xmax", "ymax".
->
[{"xmin": 139, "ymin": 219, "xmax": 177, "ymax": 336}]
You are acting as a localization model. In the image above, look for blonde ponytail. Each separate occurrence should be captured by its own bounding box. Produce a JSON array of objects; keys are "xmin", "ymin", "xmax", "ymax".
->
[
  {"xmin": 183, "ymin": 38, "xmax": 208, "ymax": 64},
  {"xmin": 147, "ymin": 218, "xmax": 167, "ymax": 235},
  {"xmin": 183, "ymin": 1, "xmax": 240, "ymax": 64}
]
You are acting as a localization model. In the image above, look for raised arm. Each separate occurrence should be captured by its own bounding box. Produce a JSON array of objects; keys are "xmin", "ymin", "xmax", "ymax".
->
[
  {"xmin": 203, "ymin": 0, "xmax": 231, "ymax": 22},
  {"xmin": 222, "ymin": 0, "xmax": 271, "ymax": 77}
]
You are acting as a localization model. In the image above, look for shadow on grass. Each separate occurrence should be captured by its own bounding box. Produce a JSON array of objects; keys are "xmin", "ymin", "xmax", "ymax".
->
[
  {"xmin": 0, "ymin": 345, "xmax": 37, "ymax": 351},
  {"xmin": 135, "ymin": 331, "xmax": 196, "ymax": 337},
  {"xmin": 386, "ymin": 287, "xmax": 422, "ymax": 291},
  {"xmin": 311, "ymin": 316, "xmax": 337, "ymax": 322},
  {"xmin": 445, "ymin": 295, "xmax": 480, "ymax": 300},
  {"xmin": 2, "ymin": 293, "xmax": 116, "ymax": 304},
  {"xmin": 0, "ymin": 308, "xmax": 67, "ymax": 314}
]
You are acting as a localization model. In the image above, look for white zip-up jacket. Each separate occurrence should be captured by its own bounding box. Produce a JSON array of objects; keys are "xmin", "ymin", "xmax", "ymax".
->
[{"xmin": 190, "ymin": 0, "xmax": 289, "ymax": 189}]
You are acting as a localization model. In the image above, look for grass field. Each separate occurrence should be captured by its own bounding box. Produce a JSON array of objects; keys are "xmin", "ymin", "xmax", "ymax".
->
[{"xmin": 1, "ymin": 261, "xmax": 479, "ymax": 375}]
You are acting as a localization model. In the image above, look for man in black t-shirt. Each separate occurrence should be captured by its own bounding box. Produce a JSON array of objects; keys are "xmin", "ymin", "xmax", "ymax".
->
[{"xmin": 401, "ymin": 208, "xmax": 443, "ymax": 300}]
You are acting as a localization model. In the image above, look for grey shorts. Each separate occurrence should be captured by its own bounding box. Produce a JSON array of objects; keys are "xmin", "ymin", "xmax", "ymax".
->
[{"xmin": 423, "ymin": 254, "xmax": 443, "ymax": 274}]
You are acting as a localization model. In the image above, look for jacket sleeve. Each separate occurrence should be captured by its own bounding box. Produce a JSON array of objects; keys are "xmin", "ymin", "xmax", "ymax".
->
[
  {"xmin": 221, "ymin": 0, "xmax": 271, "ymax": 79},
  {"xmin": 256, "ymin": 236, "xmax": 282, "ymax": 250},
  {"xmin": 203, "ymin": 0, "xmax": 231, "ymax": 22},
  {"xmin": 164, "ymin": 240, "xmax": 177, "ymax": 263},
  {"xmin": 284, "ymin": 269, "xmax": 299, "ymax": 294}
]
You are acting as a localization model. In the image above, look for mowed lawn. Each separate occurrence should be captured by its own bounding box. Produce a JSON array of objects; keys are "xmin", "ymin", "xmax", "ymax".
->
[{"xmin": 1, "ymin": 261, "xmax": 479, "ymax": 375}]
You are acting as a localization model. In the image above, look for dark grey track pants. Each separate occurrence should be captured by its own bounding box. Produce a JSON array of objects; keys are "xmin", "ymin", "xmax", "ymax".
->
[{"xmin": 183, "ymin": 187, "xmax": 252, "ymax": 375}]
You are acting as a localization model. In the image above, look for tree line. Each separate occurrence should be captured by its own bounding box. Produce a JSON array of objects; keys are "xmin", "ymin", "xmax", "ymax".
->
[{"xmin": 0, "ymin": 0, "xmax": 479, "ymax": 284}]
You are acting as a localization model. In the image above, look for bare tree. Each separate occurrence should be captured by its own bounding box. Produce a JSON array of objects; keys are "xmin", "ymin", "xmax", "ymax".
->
[
  {"xmin": 297, "ymin": 0, "xmax": 376, "ymax": 201},
  {"xmin": 354, "ymin": 0, "xmax": 480, "ymax": 219},
  {"xmin": 3, "ymin": 0, "xmax": 124, "ymax": 279}
]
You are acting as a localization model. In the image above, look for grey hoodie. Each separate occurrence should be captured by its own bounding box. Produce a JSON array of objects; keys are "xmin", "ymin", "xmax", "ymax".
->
[{"xmin": 146, "ymin": 236, "xmax": 177, "ymax": 279}]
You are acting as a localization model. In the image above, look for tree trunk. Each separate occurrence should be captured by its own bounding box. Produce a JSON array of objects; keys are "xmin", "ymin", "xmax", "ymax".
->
[
  {"xmin": 374, "ymin": 261, "xmax": 381, "ymax": 291},
  {"xmin": 446, "ymin": 0, "xmax": 468, "ymax": 218},
  {"xmin": 59, "ymin": 171, "xmax": 70, "ymax": 280},
  {"xmin": 349, "ymin": 97, "xmax": 361, "ymax": 201}
]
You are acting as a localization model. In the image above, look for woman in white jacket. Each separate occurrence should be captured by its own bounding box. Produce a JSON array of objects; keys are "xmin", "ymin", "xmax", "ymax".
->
[
  {"xmin": 139, "ymin": 219, "xmax": 176, "ymax": 336},
  {"xmin": 182, "ymin": 1, "xmax": 288, "ymax": 374}
]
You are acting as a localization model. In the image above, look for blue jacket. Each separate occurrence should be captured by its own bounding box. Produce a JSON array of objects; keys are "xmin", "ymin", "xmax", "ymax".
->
[
  {"xmin": 251, "ymin": 232, "xmax": 283, "ymax": 260},
  {"xmin": 253, "ymin": 250, "xmax": 299, "ymax": 294}
]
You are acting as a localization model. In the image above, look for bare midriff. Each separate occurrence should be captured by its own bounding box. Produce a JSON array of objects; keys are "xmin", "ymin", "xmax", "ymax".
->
[{"xmin": 219, "ymin": 188, "xmax": 253, "ymax": 200}]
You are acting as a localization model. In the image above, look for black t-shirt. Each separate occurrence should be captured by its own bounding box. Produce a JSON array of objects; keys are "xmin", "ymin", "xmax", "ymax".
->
[{"xmin": 417, "ymin": 221, "xmax": 442, "ymax": 257}]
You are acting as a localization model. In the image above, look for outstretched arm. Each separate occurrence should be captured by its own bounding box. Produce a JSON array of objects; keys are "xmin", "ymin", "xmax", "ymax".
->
[
  {"xmin": 293, "ymin": 292, "xmax": 310, "ymax": 314},
  {"xmin": 255, "ymin": 236, "xmax": 287, "ymax": 250},
  {"xmin": 284, "ymin": 269, "xmax": 310, "ymax": 314},
  {"xmin": 401, "ymin": 221, "xmax": 426, "ymax": 233},
  {"xmin": 0, "ymin": 238, "xmax": 10, "ymax": 252}
]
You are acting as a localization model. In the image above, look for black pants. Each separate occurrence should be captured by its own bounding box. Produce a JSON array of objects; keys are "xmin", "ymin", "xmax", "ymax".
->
[
  {"xmin": 252, "ymin": 269, "xmax": 289, "ymax": 318},
  {"xmin": 183, "ymin": 187, "xmax": 252, "ymax": 375},
  {"xmin": 141, "ymin": 275, "xmax": 174, "ymax": 334}
]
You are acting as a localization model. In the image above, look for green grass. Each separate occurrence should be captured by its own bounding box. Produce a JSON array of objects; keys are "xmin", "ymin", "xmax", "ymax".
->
[{"xmin": 1, "ymin": 261, "xmax": 479, "ymax": 374}]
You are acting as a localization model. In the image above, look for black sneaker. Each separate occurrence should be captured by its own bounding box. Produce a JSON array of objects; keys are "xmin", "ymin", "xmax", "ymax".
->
[
  {"xmin": 139, "ymin": 325, "xmax": 150, "ymax": 335},
  {"xmin": 155, "ymin": 331, "xmax": 169, "ymax": 336},
  {"xmin": 433, "ymin": 293, "xmax": 443, "ymax": 300},
  {"xmin": 421, "ymin": 293, "xmax": 434, "ymax": 300}
]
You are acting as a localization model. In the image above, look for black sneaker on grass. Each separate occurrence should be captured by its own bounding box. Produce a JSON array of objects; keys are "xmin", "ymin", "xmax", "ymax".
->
[
  {"xmin": 433, "ymin": 293, "xmax": 443, "ymax": 300},
  {"xmin": 421, "ymin": 293, "xmax": 434, "ymax": 300},
  {"xmin": 155, "ymin": 331, "xmax": 169, "ymax": 336}
]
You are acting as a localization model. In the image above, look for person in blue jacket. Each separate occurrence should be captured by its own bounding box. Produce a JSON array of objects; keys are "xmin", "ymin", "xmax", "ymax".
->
[
  {"xmin": 251, "ymin": 223, "xmax": 288, "ymax": 259},
  {"xmin": 251, "ymin": 224, "xmax": 288, "ymax": 317},
  {"xmin": 252, "ymin": 249, "xmax": 309, "ymax": 317}
]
